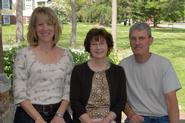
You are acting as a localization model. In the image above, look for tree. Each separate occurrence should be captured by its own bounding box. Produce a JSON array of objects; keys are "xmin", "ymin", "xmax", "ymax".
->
[
  {"xmin": 112, "ymin": 0, "xmax": 117, "ymax": 50},
  {"xmin": 128, "ymin": 0, "xmax": 165, "ymax": 27},
  {"xmin": 92, "ymin": 0, "xmax": 112, "ymax": 25},
  {"xmin": 51, "ymin": 0, "xmax": 77, "ymax": 46},
  {"xmin": 0, "ymin": 10, "xmax": 4, "ymax": 73},
  {"xmin": 128, "ymin": 0, "xmax": 185, "ymax": 27},
  {"xmin": 16, "ymin": 0, "xmax": 24, "ymax": 42},
  {"xmin": 51, "ymin": 0, "xmax": 69, "ymax": 23},
  {"xmin": 69, "ymin": 0, "xmax": 77, "ymax": 46},
  {"xmin": 163, "ymin": 0, "xmax": 185, "ymax": 22},
  {"xmin": 117, "ymin": 0, "xmax": 133, "ymax": 25},
  {"xmin": 76, "ymin": 0, "xmax": 112, "ymax": 25},
  {"xmin": 144, "ymin": 1, "xmax": 163, "ymax": 27}
]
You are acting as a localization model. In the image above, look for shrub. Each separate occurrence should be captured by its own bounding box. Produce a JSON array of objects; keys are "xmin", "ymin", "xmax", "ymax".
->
[
  {"xmin": 69, "ymin": 49, "xmax": 89, "ymax": 65},
  {"xmin": 3, "ymin": 44, "xmax": 26, "ymax": 80},
  {"xmin": 3, "ymin": 45, "xmax": 119, "ymax": 81},
  {"xmin": 108, "ymin": 50, "xmax": 119, "ymax": 64}
]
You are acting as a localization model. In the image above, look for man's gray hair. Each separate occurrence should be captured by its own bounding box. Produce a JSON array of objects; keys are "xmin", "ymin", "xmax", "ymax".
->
[{"xmin": 129, "ymin": 22, "xmax": 152, "ymax": 39}]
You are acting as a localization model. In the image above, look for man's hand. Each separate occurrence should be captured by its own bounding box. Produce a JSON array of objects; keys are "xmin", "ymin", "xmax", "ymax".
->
[
  {"xmin": 128, "ymin": 114, "xmax": 144, "ymax": 123},
  {"xmin": 124, "ymin": 102, "xmax": 144, "ymax": 123}
]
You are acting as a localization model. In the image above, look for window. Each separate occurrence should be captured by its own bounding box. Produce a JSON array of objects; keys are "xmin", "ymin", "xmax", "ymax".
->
[
  {"xmin": 26, "ymin": 16, "xmax": 30, "ymax": 25},
  {"xmin": 25, "ymin": 0, "xmax": 33, "ymax": 10},
  {"xmin": 2, "ymin": 0, "xmax": 10, "ymax": 9},
  {"xmin": 37, "ymin": 1, "xmax": 46, "ymax": 7},
  {"xmin": 3, "ymin": 15, "xmax": 10, "ymax": 24}
]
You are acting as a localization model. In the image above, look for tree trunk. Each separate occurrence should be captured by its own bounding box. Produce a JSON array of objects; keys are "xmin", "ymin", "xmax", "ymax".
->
[
  {"xmin": 0, "ymin": 10, "xmax": 4, "ymax": 73},
  {"xmin": 16, "ymin": 0, "xmax": 24, "ymax": 42},
  {"xmin": 112, "ymin": 0, "xmax": 117, "ymax": 51},
  {"xmin": 153, "ymin": 17, "xmax": 157, "ymax": 27},
  {"xmin": 69, "ymin": 0, "xmax": 77, "ymax": 47},
  {"xmin": 0, "ymin": 4, "xmax": 12, "ymax": 123}
]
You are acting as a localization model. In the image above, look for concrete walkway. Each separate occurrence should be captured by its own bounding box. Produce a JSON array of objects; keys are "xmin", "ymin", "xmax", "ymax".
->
[{"xmin": 157, "ymin": 22, "xmax": 185, "ymax": 29}]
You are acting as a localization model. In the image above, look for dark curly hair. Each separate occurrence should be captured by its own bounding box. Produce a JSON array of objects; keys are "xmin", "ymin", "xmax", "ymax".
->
[{"xmin": 84, "ymin": 27, "xmax": 114, "ymax": 56}]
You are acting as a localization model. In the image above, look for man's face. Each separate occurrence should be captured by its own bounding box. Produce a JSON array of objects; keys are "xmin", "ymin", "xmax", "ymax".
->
[{"xmin": 130, "ymin": 29, "xmax": 153, "ymax": 56}]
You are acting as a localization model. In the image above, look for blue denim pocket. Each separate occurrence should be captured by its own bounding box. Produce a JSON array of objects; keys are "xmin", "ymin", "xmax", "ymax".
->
[
  {"xmin": 124, "ymin": 116, "xmax": 169, "ymax": 123},
  {"xmin": 144, "ymin": 116, "xmax": 169, "ymax": 123}
]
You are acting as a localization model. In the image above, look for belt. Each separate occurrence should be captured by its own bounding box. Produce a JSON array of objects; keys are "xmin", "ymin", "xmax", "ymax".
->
[
  {"xmin": 33, "ymin": 102, "xmax": 61, "ymax": 114},
  {"xmin": 143, "ymin": 115, "xmax": 168, "ymax": 119}
]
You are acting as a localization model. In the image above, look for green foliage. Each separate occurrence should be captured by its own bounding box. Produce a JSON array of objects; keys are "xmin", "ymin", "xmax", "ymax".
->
[
  {"xmin": 76, "ymin": 0, "xmax": 112, "ymax": 25},
  {"xmin": 69, "ymin": 49, "xmax": 89, "ymax": 64},
  {"xmin": 162, "ymin": 0, "xmax": 185, "ymax": 22},
  {"xmin": 130, "ymin": 1, "xmax": 164, "ymax": 26},
  {"xmin": 75, "ymin": 0, "xmax": 185, "ymax": 25},
  {"xmin": 70, "ymin": 48, "xmax": 119, "ymax": 65},
  {"xmin": 3, "ymin": 44, "xmax": 26, "ymax": 80},
  {"xmin": 3, "ymin": 49, "xmax": 15, "ymax": 80},
  {"xmin": 108, "ymin": 50, "xmax": 119, "ymax": 64},
  {"xmin": 117, "ymin": 0, "xmax": 133, "ymax": 23},
  {"xmin": 50, "ymin": 0, "xmax": 70, "ymax": 23}
]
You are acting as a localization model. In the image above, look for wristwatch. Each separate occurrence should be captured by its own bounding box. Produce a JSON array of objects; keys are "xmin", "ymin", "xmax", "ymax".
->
[{"xmin": 55, "ymin": 112, "xmax": 64, "ymax": 118}]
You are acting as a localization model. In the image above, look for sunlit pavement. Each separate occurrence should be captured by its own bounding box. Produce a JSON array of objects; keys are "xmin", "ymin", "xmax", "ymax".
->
[{"xmin": 157, "ymin": 23, "xmax": 185, "ymax": 29}]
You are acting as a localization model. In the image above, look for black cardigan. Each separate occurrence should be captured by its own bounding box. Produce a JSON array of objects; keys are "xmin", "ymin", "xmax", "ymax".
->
[{"xmin": 70, "ymin": 62, "xmax": 127, "ymax": 123}]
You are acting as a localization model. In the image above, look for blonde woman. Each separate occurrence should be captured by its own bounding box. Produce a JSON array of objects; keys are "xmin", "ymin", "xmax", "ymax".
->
[{"xmin": 13, "ymin": 7, "xmax": 73, "ymax": 123}]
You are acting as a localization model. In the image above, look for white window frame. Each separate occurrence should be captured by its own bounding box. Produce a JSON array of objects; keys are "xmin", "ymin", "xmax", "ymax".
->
[
  {"xmin": 25, "ymin": 0, "xmax": 33, "ymax": 10},
  {"xmin": 37, "ymin": 1, "xmax": 46, "ymax": 7},
  {"xmin": 3, "ymin": 15, "xmax": 10, "ymax": 24},
  {"xmin": 2, "ymin": 0, "xmax": 10, "ymax": 9}
]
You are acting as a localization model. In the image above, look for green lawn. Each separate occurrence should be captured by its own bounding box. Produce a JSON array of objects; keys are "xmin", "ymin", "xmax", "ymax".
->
[
  {"xmin": 151, "ymin": 28, "xmax": 185, "ymax": 112},
  {"xmin": 2, "ymin": 23, "xmax": 185, "ymax": 111}
]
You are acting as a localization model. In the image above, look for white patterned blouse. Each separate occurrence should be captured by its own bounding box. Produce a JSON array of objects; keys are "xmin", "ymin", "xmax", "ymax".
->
[{"xmin": 13, "ymin": 47, "xmax": 74, "ymax": 105}]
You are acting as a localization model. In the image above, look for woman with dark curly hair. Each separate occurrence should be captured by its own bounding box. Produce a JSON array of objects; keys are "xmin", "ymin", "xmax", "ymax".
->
[{"xmin": 70, "ymin": 27, "xmax": 127, "ymax": 123}]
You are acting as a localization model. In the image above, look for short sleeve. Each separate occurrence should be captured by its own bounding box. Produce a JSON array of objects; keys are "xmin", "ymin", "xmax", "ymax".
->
[{"xmin": 163, "ymin": 62, "xmax": 181, "ymax": 94}]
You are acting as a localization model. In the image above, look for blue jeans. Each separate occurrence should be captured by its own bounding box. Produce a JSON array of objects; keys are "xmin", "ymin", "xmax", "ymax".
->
[
  {"xmin": 125, "ymin": 115, "xmax": 169, "ymax": 123},
  {"xmin": 13, "ymin": 106, "xmax": 73, "ymax": 123}
]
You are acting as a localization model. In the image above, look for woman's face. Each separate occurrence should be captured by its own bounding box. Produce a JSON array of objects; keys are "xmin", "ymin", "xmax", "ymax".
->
[
  {"xmin": 35, "ymin": 15, "xmax": 55, "ymax": 44},
  {"xmin": 89, "ymin": 36, "xmax": 108, "ymax": 60}
]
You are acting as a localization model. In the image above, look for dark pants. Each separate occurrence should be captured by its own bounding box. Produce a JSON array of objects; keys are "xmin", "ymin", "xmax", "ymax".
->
[
  {"xmin": 125, "ymin": 115, "xmax": 169, "ymax": 123},
  {"xmin": 13, "ymin": 103, "xmax": 73, "ymax": 123}
]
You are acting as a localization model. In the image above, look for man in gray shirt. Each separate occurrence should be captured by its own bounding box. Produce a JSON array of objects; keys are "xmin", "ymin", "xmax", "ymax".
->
[{"xmin": 119, "ymin": 22, "xmax": 181, "ymax": 123}]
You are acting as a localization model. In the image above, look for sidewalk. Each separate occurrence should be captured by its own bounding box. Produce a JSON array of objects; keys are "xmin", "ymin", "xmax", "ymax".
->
[{"xmin": 157, "ymin": 22, "xmax": 185, "ymax": 29}]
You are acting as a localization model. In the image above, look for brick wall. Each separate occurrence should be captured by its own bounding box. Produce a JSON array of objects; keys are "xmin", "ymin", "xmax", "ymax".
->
[{"xmin": 0, "ymin": 73, "xmax": 12, "ymax": 123}]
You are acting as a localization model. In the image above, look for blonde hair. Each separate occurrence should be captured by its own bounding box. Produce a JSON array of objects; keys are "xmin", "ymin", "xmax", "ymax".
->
[{"xmin": 27, "ymin": 7, "xmax": 61, "ymax": 47}]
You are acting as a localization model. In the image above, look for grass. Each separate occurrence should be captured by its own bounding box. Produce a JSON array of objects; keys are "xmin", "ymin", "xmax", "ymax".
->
[
  {"xmin": 151, "ymin": 27, "xmax": 185, "ymax": 112},
  {"xmin": 2, "ymin": 23, "xmax": 185, "ymax": 112}
]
